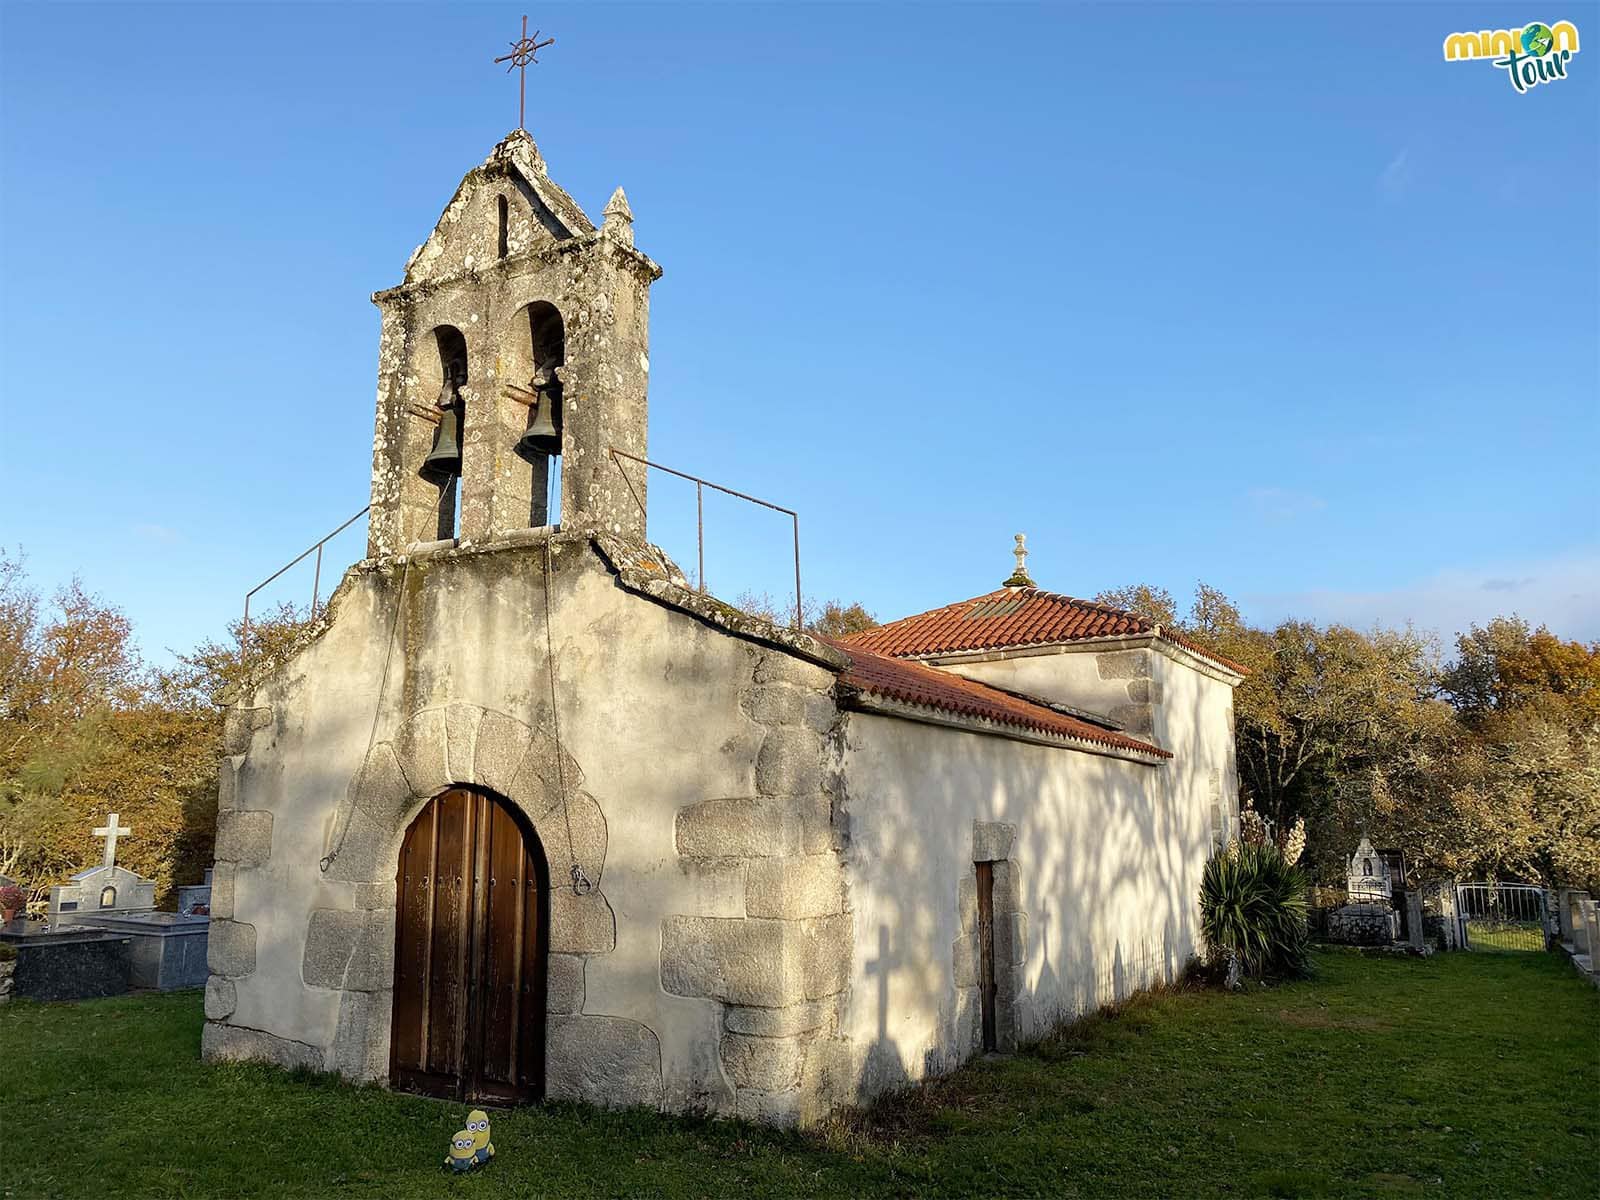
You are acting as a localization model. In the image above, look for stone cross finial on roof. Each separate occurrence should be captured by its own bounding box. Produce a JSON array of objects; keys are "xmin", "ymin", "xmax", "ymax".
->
[
  {"xmin": 92, "ymin": 812, "xmax": 132, "ymax": 869},
  {"xmin": 1002, "ymin": 533, "xmax": 1035, "ymax": 589}
]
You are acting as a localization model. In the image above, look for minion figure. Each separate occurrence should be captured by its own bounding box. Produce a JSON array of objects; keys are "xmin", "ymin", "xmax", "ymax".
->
[
  {"xmin": 444, "ymin": 1130, "xmax": 477, "ymax": 1173},
  {"xmin": 466, "ymin": 1109, "xmax": 495, "ymax": 1165}
]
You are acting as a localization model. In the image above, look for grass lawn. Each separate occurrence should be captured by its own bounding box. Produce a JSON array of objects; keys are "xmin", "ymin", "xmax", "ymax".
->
[
  {"xmin": 2, "ymin": 950, "xmax": 1596, "ymax": 1199},
  {"xmin": 1461, "ymin": 923, "xmax": 1547, "ymax": 953}
]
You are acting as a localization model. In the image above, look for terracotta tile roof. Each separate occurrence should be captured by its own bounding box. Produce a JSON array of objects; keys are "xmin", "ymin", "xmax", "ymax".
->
[
  {"xmin": 826, "ymin": 640, "xmax": 1169, "ymax": 759},
  {"xmin": 840, "ymin": 588, "xmax": 1248, "ymax": 675}
]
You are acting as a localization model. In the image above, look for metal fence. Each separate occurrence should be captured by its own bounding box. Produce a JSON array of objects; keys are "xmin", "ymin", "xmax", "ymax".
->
[
  {"xmin": 608, "ymin": 448, "xmax": 803, "ymax": 629},
  {"xmin": 241, "ymin": 505, "xmax": 369, "ymax": 665},
  {"xmin": 1455, "ymin": 883, "xmax": 1548, "ymax": 952},
  {"xmin": 1305, "ymin": 886, "xmax": 1401, "ymax": 945}
]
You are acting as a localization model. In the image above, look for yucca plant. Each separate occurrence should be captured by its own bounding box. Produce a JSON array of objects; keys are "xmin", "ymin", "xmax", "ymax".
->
[{"xmin": 1200, "ymin": 842, "xmax": 1311, "ymax": 980}]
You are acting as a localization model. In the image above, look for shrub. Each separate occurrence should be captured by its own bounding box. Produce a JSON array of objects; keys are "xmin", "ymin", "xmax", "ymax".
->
[{"xmin": 1200, "ymin": 842, "xmax": 1311, "ymax": 980}]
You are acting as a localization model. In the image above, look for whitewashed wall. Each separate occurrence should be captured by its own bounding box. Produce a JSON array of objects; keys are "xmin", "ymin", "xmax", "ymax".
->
[
  {"xmin": 939, "ymin": 647, "xmax": 1136, "ymax": 724},
  {"xmin": 837, "ymin": 709, "xmax": 1213, "ymax": 1098},
  {"xmin": 1150, "ymin": 650, "xmax": 1241, "ymax": 850}
]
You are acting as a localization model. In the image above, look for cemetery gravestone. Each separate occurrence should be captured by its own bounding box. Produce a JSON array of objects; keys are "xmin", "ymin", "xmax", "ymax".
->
[{"xmin": 1, "ymin": 811, "xmax": 212, "ymax": 997}]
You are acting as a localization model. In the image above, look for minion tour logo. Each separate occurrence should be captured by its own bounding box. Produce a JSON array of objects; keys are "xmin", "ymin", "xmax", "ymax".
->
[{"xmin": 1443, "ymin": 20, "xmax": 1580, "ymax": 92}]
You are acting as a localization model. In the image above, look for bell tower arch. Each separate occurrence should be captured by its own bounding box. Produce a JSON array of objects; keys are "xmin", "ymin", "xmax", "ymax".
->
[{"xmin": 366, "ymin": 130, "xmax": 661, "ymax": 556}]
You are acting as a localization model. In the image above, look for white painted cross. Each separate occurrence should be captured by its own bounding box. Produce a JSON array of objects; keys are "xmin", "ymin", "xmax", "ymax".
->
[{"xmin": 92, "ymin": 812, "xmax": 132, "ymax": 869}]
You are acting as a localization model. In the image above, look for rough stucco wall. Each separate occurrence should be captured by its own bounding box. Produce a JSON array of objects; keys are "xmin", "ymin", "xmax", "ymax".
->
[
  {"xmin": 206, "ymin": 537, "xmax": 845, "ymax": 1118},
  {"xmin": 1148, "ymin": 652, "xmax": 1240, "ymax": 849},
  {"xmin": 945, "ymin": 645, "xmax": 1241, "ymax": 837},
  {"xmin": 941, "ymin": 647, "xmax": 1157, "ymax": 734},
  {"xmin": 838, "ymin": 711, "xmax": 1204, "ymax": 1099}
]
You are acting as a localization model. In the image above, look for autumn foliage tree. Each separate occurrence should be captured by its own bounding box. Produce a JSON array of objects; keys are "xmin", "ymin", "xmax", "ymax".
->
[
  {"xmin": 1434, "ymin": 619, "xmax": 1600, "ymax": 889},
  {"xmin": 1099, "ymin": 580, "xmax": 1600, "ymax": 891},
  {"xmin": 733, "ymin": 591, "xmax": 879, "ymax": 640},
  {"xmin": 0, "ymin": 548, "xmax": 313, "ymax": 903}
]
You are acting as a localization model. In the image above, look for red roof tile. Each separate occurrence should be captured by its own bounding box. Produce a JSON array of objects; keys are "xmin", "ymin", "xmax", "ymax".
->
[
  {"xmin": 826, "ymin": 640, "xmax": 1169, "ymax": 759},
  {"xmin": 841, "ymin": 588, "xmax": 1248, "ymax": 675}
]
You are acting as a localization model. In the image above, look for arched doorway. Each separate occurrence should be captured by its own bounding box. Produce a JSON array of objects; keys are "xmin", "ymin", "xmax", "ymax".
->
[{"xmin": 390, "ymin": 787, "xmax": 548, "ymax": 1104}]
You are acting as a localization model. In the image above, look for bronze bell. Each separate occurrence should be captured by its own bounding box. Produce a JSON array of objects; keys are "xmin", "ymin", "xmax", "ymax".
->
[
  {"xmin": 516, "ymin": 402, "xmax": 560, "ymax": 460},
  {"xmin": 421, "ymin": 404, "xmax": 463, "ymax": 480},
  {"xmin": 515, "ymin": 375, "xmax": 562, "ymax": 461}
]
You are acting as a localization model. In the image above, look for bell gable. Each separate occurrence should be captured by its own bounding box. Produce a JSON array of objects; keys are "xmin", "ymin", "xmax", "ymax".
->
[{"xmin": 403, "ymin": 129, "xmax": 596, "ymax": 286}]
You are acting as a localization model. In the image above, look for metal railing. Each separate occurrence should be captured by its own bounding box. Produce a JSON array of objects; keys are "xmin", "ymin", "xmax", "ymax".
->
[
  {"xmin": 608, "ymin": 448, "xmax": 803, "ymax": 630},
  {"xmin": 1455, "ymin": 882, "xmax": 1548, "ymax": 952},
  {"xmin": 241, "ymin": 505, "xmax": 369, "ymax": 664}
]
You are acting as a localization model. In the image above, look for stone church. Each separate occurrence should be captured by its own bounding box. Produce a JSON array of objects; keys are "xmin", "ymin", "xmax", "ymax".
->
[{"xmin": 202, "ymin": 128, "xmax": 1245, "ymax": 1124}]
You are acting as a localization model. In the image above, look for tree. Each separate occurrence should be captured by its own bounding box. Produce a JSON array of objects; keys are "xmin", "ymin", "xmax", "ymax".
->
[
  {"xmin": 1442, "ymin": 617, "xmax": 1600, "ymax": 727},
  {"xmin": 0, "ymin": 553, "xmax": 146, "ymax": 889},
  {"xmin": 1099, "ymin": 580, "xmax": 1465, "ymax": 884},
  {"xmin": 1239, "ymin": 622, "xmax": 1442, "ymax": 832},
  {"xmin": 1092, "ymin": 583, "xmax": 1178, "ymax": 627},
  {"xmin": 810, "ymin": 601, "xmax": 879, "ymax": 639},
  {"xmin": 0, "ymin": 547, "xmax": 315, "ymax": 901},
  {"xmin": 733, "ymin": 591, "xmax": 878, "ymax": 640},
  {"xmin": 158, "ymin": 601, "xmax": 317, "ymax": 711},
  {"xmin": 1432, "ymin": 619, "xmax": 1600, "ymax": 889}
]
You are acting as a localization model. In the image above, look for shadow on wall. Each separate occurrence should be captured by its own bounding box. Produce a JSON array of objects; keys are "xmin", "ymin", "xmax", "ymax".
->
[
  {"xmin": 846, "ymin": 703, "xmax": 1213, "ymax": 1091},
  {"xmin": 861, "ymin": 924, "xmax": 910, "ymax": 1091}
]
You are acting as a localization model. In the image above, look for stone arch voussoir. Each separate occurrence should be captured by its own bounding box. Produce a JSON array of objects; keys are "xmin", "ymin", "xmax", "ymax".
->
[{"xmin": 329, "ymin": 703, "xmax": 604, "ymax": 895}]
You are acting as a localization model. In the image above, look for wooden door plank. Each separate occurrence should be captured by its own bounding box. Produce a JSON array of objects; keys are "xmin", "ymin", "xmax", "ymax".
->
[
  {"xmin": 427, "ymin": 789, "xmax": 470, "ymax": 1085},
  {"xmin": 389, "ymin": 800, "xmax": 431, "ymax": 1076},
  {"xmin": 477, "ymin": 800, "xmax": 521, "ymax": 1091},
  {"xmin": 464, "ymin": 789, "xmax": 492, "ymax": 1101},
  {"xmin": 976, "ymin": 861, "xmax": 997, "ymax": 1053}
]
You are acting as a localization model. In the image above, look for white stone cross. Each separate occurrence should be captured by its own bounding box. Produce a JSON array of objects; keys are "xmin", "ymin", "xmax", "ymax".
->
[{"xmin": 92, "ymin": 812, "xmax": 132, "ymax": 869}]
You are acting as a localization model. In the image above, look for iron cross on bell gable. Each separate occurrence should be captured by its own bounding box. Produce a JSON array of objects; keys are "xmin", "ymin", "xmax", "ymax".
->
[{"xmin": 494, "ymin": 15, "xmax": 555, "ymax": 131}]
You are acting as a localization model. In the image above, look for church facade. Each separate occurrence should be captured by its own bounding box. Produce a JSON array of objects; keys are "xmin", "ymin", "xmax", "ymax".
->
[{"xmin": 202, "ymin": 130, "xmax": 1244, "ymax": 1124}]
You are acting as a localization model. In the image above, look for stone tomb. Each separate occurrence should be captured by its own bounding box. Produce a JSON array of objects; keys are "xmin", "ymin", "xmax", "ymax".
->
[
  {"xmin": 36, "ymin": 812, "xmax": 211, "ymax": 993},
  {"xmin": 88, "ymin": 911, "xmax": 212, "ymax": 990},
  {"xmin": 0, "ymin": 921, "xmax": 132, "ymax": 1002},
  {"xmin": 1346, "ymin": 836, "xmax": 1393, "ymax": 901},
  {"xmin": 1326, "ymin": 836, "xmax": 1400, "ymax": 945},
  {"xmin": 177, "ymin": 869, "xmax": 214, "ymax": 916},
  {"xmin": 48, "ymin": 864, "xmax": 156, "ymax": 921},
  {"xmin": 48, "ymin": 812, "xmax": 154, "ymax": 920}
]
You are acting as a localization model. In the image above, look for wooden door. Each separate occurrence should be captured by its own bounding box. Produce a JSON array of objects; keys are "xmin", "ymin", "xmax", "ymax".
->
[
  {"xmin": 390, "ymin": 787, "xmax": 547, "ymax": 1103},
  {"xmin": 976, "ymin": 861, "xmax": 998, "ymax": 1053}
]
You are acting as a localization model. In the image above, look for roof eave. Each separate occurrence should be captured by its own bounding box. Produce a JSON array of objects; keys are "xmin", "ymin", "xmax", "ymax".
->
[
  {"xmin": 841, "ymin": 690, "xmax": 1169, "ymax": 765},
  {"xmin": 1149, "ymin": 628, "xmax": 1250, "ymax": 683},
  {"xmin": 910, "ymin": 630, "xmax": 1247, "ymax": 686}
]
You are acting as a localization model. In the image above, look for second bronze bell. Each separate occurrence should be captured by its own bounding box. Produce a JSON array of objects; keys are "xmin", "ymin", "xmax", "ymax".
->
[
  {"xmin": 515, "ymin": 401, "xmax": 560, "ymax": 461},
  {"xmin": 421, "ymin": 405, "xmax": 463, "ymax": 480}
]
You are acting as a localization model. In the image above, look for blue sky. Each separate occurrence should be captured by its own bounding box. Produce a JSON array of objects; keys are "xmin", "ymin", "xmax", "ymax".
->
[{"xmin": 1, "ymin": 2, "xmax": 1596, "ymax": 663}]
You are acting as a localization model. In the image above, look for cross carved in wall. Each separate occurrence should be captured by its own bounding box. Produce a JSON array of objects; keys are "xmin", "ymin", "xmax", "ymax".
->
[{"xmin": 494, "ymin": 15, "xmax": 555, "ymax": 131}]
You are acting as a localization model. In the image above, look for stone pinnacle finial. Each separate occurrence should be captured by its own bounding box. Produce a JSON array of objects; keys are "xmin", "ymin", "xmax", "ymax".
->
[
  {"xmin": 602, "ymin": 187, "xmax": 634, "ymax": 247},
  {"xmin": 1003, "ymin": 533, "xmax": 1035, "ymax": 589}
]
